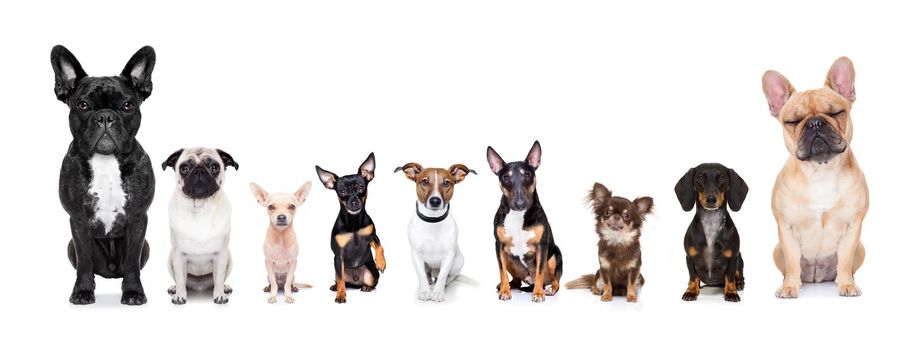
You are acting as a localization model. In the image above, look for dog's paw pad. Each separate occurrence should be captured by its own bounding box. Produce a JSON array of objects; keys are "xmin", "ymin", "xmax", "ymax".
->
[
  {"xmin": 498, "ymin": 291, "xmax": 512, "ymax": 301},
  {"xmin": 334, "ymin": 297, "xmax": 347, "ymax": 304},
  {"xmin": 531, "ymin": 294, "xmax": 545, "ymax": 303},
  {"xmin": 544, "ymin": 287, "xmax": 557, "ymax": 296},
  {"xmin": 267, "ymin": 296, "xmax": 277, "ymax": 304},
  {"xmin": 837, "ymin": 283, "xmax": 862, "ymax": 297},
  {"xmin": 285, "ymin": 296, "xmax": 295, "ymax": 304},
  {"xmin": 775, "ymin": 286, "xmax": 799, "ymax": 299},
  {"xmin": 681, "ymin": 292, "xmax": 699, "ymax": 301},
  {"xmin": 121, "ymin": 291, "xmax": 147, "ymax": 306},
  {"xmin": 172, "ymin": 296, "xmax": 186, "ymax": 305},
  {"xmin": 724, "ymin": 292, "xmax": 741, "ymax": 302},
  {"xmin": 213, "ymin": 296, "xmax": 229, "ymax": 304},
  {"xmin": 69, "ymin": 290, "xmax": 95, "ymax": 305}
]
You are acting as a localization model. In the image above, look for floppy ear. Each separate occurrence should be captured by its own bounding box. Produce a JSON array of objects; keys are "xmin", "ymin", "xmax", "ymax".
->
[
  {"xmin": 249, "ymin": 182, "xmax": 269, "ymax": 206},
  {"xmin": 525, "ymin": 140, "xmax": 542, "ymax": 169},
  {"xmin": 359, "ymin": 152, "xmax": 376, "ymax": 181},
  {"xmin": 448, "ymin": 164, "xmax": 477, "ymax": 183},
  {"xmin": 633, "ymin": 196, "xmax": 654, "ymax": 217},
  {"xmin": 674, "ymin": 168, "xmax": 696, "ymax": 212},
  {"xmin": 121, "ymin": 46, "xmax": 155, "ymax": 100},
  {"xmin": 762, "ymin": 70, "xmax": 795, "ymax": 117},
  {"xmin": 727, "ymin": 169, "xmax": 749, "ymax": 212},
  {"xmin": 826, "ymin": 56, "xmax": 856, "ymax": 102},
  {"xmin": 161, "ymin": 149, "xmax": 184, "ymax": 171},
  {"xmin": 50, "ymin": 45, "xmax": 88, "ymax": 102},
  {"xmin": 394, "ymin": 162, "xmax": 423, "ymax": 181},
  {"xmin": 216, "ymin": 149, "xmax": 239, "ymax": 170},
  {"xmin": 295, "ymin": 181, "xmax": 313, "ymax": 204},
  {"xmin": 315, "ymin": 166, "xmax": 339, "ymax": 189},
  {"xmin": 587, "ymin": 182, "xmax": 612, "ymax": 210},
  {"xmin": 486, "ymin": 146, "xmax": 506, "ymax": 175}
]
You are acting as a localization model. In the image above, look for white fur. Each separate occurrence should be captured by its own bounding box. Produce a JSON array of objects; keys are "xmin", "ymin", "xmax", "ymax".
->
[
  {"xmin": 503, "ymin": 210, "xmax": 535, "ymax": 265},
  {"xmin": 700, "ymin": 210, "xmax": 725, "ymax": 280},
  {"xmin": 408, "ymin": 200, "xmax": 464, "ymax": 302},
  {"xmin": 599, "ymin": 227, "xmax": 638, "ymax": 246},
  {"xmin": 88, "ymin": 154, "xmax": 126, "ymax": 234}
]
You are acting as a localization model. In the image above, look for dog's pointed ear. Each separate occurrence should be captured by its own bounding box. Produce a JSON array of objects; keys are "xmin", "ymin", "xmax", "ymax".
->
[
  {"xmin": 587, "ymin": 182, "xmax": 612, "ymax": 210},
  {"xmin": 674, "ymin": 168, "xmax": 696, "ymax": 212},
  {"xmin": 525, "ymin": 140, "xmax": 542, "ymax": 169},
  {"xmin": 315, "ymin": 166, "xmax": 338, "ymax": 189},
  {"xmin": 826, "ymin": 56, "xmax": 856, "ymax": 102},
  {"xmin": 120, "ymin": 46, "xmax": 155, "ymax": 100},
  {"xmin": 394, "ymin": 162, "xmax": 423, "ymax": 181},
  {"xmin": 762, "ymin": 70, "xmax": 795, "ymax": 117},
  {"xmin": 448, "ymin": 164, "xmax": 477, "ymax": 184},
  {"xmin": 51, "ymin": 45, "xmax": 88, "ymax": 102},
  {"xmin": 487, "ymin": 146, "xmax": 506, "ymax": 175},
  {"xmin": 216, "ymin": 149, "xmax": 238, "ymax": 170},
  {"xmin": 161, "ymin": 148, "xmax": 183, "ymax": 171},
  {"xmin": 359, "ymin": 152, "xmax": 376, "ymax": 182},
  {"xmin": 295, "ymin": 181, "xmax": 313, "ymax": 204},
  {"xmin": 249, "ymin": 182, "xmax": 269, "ymax": 206},
  {"xmin": 634, "ymin": 196, "xmax": 654, "ymax": 217},
  {"xmin": 727, "ymin": 169, "xmax": 749, "ymax": 212}
]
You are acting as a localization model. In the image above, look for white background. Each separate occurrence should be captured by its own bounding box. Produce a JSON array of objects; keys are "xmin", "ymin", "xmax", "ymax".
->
[{"xmin": 1, "ymin": 0, "xmax": 902, "ymax": 348}]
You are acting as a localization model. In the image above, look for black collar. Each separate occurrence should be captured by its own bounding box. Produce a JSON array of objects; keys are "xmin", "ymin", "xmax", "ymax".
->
[{"xmin": 416, "ymin": 203, "xmax": 449, "ymax": 223}]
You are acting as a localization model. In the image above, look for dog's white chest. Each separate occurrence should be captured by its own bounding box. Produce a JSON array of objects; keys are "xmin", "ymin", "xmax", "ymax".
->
[
  {"xmin": 599, "ymin": 228, "xmax": 637, "ymax": 246},
  {"xmin": 808, "ymin": 175, "xmax": 840, "ymax": 222},
  {"xmin": 699, "ymin": 210, "xmax": 725, "ymax": 278},
  {"xmin": 88, "ymin": 154, "xmax": 127, "ymax": 234},
  {"xmin": 503, "ymin": 210, "xmax": 535, "ymax": 258}
]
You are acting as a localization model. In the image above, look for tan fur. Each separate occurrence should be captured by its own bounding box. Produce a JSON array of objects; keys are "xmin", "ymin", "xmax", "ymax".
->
[{"xmin": 763, "ymin": 57, "xmax": 868, "ymax": 298}]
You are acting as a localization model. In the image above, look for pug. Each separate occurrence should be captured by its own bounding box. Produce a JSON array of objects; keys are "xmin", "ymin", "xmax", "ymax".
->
[{"xmin": 162, "ymin": 147, "xmax": 239, "ymax": 304}]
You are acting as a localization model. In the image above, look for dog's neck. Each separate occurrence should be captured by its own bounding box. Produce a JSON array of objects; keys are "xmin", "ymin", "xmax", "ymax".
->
[
  {"xmin": 416, "ymin": 201, "xmax": 449, "ymax": 223},
  {"xmin": 268, "ymin": 224, "xmax": 295, "ymax": 241},
  {"xmin": 793, "ymin": 149, "xmax": 854, "ymax": 177}
]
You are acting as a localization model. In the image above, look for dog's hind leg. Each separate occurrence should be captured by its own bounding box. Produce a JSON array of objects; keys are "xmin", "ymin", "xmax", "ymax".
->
[
  {"xmin": 736, "ymin": 253, "xmax": 745, "ymax": 291},
  {"xmin": 67, "ymin": 240, "xmax": 77, "ymax": 269},
  {"xmin": 360, "ymin": 261, "xmax": 380, "ymax": 292},
  {"xmin": 140, "ymin": 240, "xmax": 150, "ymax": 270},
  {"xmin": 545, "ymin": 246, "xmax": 562, "ymax": 296},
  {"xmin": 212, "ymin": 252, "xmax": 231, "ymax": 304},
  {"xmin": 773, "ymin": 243, "xmax": 785, "ymax": 275},
  {"xmin": 853, "ymin": 242, "xmax": 865, "ymax": 273},
  {"xmin": 446, "ymin": 248, "xmax": 465, "ymax": 285}
]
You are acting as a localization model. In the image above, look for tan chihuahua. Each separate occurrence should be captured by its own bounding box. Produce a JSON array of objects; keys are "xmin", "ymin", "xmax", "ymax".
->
[{"xmin": 250, "ymin": 181, "xmax": 314, "ymax": 303}]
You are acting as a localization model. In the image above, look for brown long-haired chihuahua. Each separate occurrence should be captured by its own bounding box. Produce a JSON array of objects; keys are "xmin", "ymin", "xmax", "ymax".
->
[{"xmin": 566, "ymin": 183, "xmax": 653, "ymax": 302}]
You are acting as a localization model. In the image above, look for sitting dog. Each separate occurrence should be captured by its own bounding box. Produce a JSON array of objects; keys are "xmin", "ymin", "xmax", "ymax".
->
[
  {"xmin": 674, "ymin": 163, "xmax": 748, "ymax": 302},
  {"xmin": 487, "ymin": 141, "xmax": 563, "ymax": 302},
  {"xmin": 566, "ymin": 183, "xmax": 653, "ymax": 302},
  {"xmin": 250, "ymin": 181, "xmax": 314, "ymax": 304},
  {"xmin": 394, "ymin": 162, "xmax": 476, "ymax": 302},
  {"xmin": 162, "ymin": 147, "xmax": 239, "ymax": 304},
  {"xmin": 315, "ymin": 153, "xmax": 386, "ymax": 303},
  {"xmin": 761, "ymin": 57, "xmax": 868, "ymax": 298},
  {"xmin": 52, "ymin": 45, "xmax": 156, "ymax": 305}
]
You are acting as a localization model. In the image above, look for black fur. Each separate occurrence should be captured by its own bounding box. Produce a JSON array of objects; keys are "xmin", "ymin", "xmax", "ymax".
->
[
  {"xmin": 675, "ymin": 163, "xmax": 748, "ymax": 302},
  {"xmin": 53, "ymin": 45, "xmax": 156, "ymax": 305}
]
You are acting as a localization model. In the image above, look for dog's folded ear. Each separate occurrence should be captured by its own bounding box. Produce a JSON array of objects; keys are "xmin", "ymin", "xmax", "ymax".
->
[
  {"xmin": 121, "ymin": 46, "xmax": 156, "ymax": 100},
  {"xmin": 762, "ymin": 70, "xmax": 795, "ymax": 117},
  {"xmin": 216, "ymin": 149, "xmax": 239, "ymax": 170},
  {"xmin": 295, "ymin": 181, "xmax": 313, "ymax": 204},
  {"xmin": 826, "ymin": 56, "xmax": 856, "ymax": 102},
  {"xmin": 674, "ymin": 168, "xmax": 696, "ymax": 212},
  {"xmin": 394, "ymin": 162, "xmax": 423, "ymax": 181},
  {"xmin": 50, "ymin": 45, "xmax": 88, "ymax": 102},
  {"xmin": 249, "ymin": 182, "xmax": 269, "ymax": 206},
  {"xmin": 634, "ymin": 196, "xmax": 654, "ymax": 217},
  {"xmin": 587, "ymin": 182, "xmax": 612, "ymax": 210},
  {"xmin": 315, "ymin": 166, "xmax": 339, "ymax": 189},
  {"xmin": 486, "ymin": 146, "xmax": 505, "ymax": 175},
  {"xmin": 525, "ymin": 140, "xmax": 542, "ymax": 169},
  {"xmin": 448, "ymin": 164, "xmax": 477, "ymax": 183},
  {"xmin": 161, "ymin": 149, "xmax": 184, "ymax": 171},
  {"xmin": 359, "ymin": 152, "xmax": 376, "ymax": 181},
  {"xmin": 727, "ymin": 169, "xmax": 749, "ymax": 212}
]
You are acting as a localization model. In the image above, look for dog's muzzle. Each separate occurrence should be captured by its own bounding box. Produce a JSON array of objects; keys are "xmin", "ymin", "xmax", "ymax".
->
[
  {"xmin": 90, "ymin": 111, "xmax": 122, "ymax": 155},
  {"xmin": 276, "ymin": 214, "xmax": 289, "ymax": 226},
  {"xmin": 796, "ymin": 117, "xmax": 846, "ymax": 163}
]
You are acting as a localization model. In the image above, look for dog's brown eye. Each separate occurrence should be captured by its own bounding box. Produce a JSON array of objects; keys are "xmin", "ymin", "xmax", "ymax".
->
[
  {"xmin": 421, "ymin": 179, "xmax": 429, "ymax": 186},
  {"xmin": 267, "ymin": 205, "xmax": 275, "ymax": 211},
  {"xmin": 719, "ymin": 175, "xmax": 726, "ymax": 184},
  {"xmin": 339, "ymin": 189, "xmax": 347, "ymax": 196},
  {"xmin": 622, "ymin": 212, "xmax": 630, "ymax": 221},
  {"xmin": 210, "ymin": 164, "xmax": 220, "ymax": 173},
  {"xmin": 443, "ymin": 180, "xmax": 451, "ymax": 188},
  {"xmin": 288, "ymin": 204, "xmax": 296, "ymax": 210},
  {"xmin": 357, "ymin": 184, "xmax": 365, "ymax": 193},
  {"xmin": 122, "ymin": 101, "xmax": 134, "ymax": 112},
  {"xmin": 604, "ymin": 209, "xmax": 612, "ymax": 216},
  {"xmin": 502, "ymin": 174, "xmax": 510, "ymax": 182},
  {"xmin": 696, "ymin": 175, "xmax": 704, "ymax": 183},
  {"xmin": 180, "ymin": 165, "xmax": 189, "ymax": 174},
  {"xmin": 77, "ymin": 101, "xmax": 89, "ymax": 111}
]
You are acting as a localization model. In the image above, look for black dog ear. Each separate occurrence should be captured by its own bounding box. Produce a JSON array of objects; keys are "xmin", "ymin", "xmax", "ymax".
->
[
  {"xmin": 315, "ymin": 166, "xmax": 339, "ymax": 189},
  {"xmin": 486, "ymin": 146, "xmax": 505, "ymax": 175},
  {"xmin": 50, "ymin": 45, "xmax": 88, "ymax": 102},
  {"xmin": 359, "ymin": 152, "xmax": 376, "ymax": 181},
  {"xmin": 120, "ymin": 46, "xmax": 156, "ymax": 100},
  {"xmin": 161, "ymin": 149, "xmax": 184, "ymax": 171},
  {"xmin": 674, "ymin": 168, "xmax": 696, "ymax": 212},
  {"xmin": 216, "ymin": 149, "xmax": 239, "ymax": 170},
  {"xmin": 525, "ymin": 140, "xmax": 542, "ymax": 169},
  {"xmin": 394, "ymin": 162, "xmax": 423, "ymax": 182},
  {"xmin": 587, "ymin": 182, "xmax": 612, "ymax": 210},
  {"xmin": 727, "ymin": 168, "xmax": 748, "ymax": 212}
]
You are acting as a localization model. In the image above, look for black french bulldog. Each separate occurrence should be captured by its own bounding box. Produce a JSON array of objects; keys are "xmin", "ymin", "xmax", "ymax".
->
[{"xmin": 52, "ymin": 45, "xmax": 156, "ymax": 305}]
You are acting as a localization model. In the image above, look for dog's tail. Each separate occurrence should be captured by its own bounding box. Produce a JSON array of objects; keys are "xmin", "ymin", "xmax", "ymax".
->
[
  {"xmin": 565, "ymin": 274, "xmax": 596, "ymax": 289},
  {"xmin": 449, "ymin": 274, "xmax": 480, "ymax": 287},
  {"xmin": 293, "ymin": 283, "xmax": 313, "ymax": 289}
]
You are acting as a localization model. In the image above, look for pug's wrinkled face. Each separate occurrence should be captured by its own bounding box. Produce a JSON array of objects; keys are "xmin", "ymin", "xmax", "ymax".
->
[{"xmin": 162, "ymin": 147, "xmax": 239, "ymax": 200}]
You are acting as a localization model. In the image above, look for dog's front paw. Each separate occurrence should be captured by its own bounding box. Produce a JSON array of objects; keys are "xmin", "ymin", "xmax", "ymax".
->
[
  {"xmin": 682, "ymin": 291, "xmax": 699, "ymax": 301},
  {"xmin": 544, "ymin": 285, "xmax": 558, "ymax": 296},
  {"xmin": 171, "ymin": 295, "xmax": 186, "ymax": 305},
  {"xmin": 626, "ymin": 294, "xmax": 638, "ymax": 303},
  {"xmin": 417, "ymin": 288, "xmax": 431, "ymax": 301},
  {"xmin": 724, "ymin": 292, "xmax": 741, "ymax": 302},
  {"xmin": 429, "ymin": 289, "xmax": 446, "ymax": 302},
  {"xmin": 167, "ymin": 285, "xmax": 176, "ymax": 295},
  {"xmin": 267, "ymin": 296, "xmax": 277, "ymax": 304},
  {"xmin": 329, "ymin": 284, "xmax": 338, "ymax": 292},
  {"xmin": 775, "ymin": 285, "xmax": 799, "ymax": 299},
  {"xmin": 213, "ymin": 296, "xmax": 229, "ymax": 304},
  {"xmin": 601, "ymin": 293, "xmax": 613, "ymax": 302},
  {"xmin": 285, "ymin": 295, "xmax": 295, "ymax": 304},
  {"xmin": 531, "ymin": 292, "xmax": 545, "ymax": 303},
  {"xmin": 498, "ymin": 290, "xmax": 512, "ymax": 301},
  {"xmin": 121, "ymin": 291, "xmax": 147, "ymax": 306},
  {"xmin": 837, "ymin": 282, "xmax": 862, "ymax": 297},
  {"xmin": 591, "ymin": 286, "xmax": 603, "ymax": 295},
  {"xmin": 69, "ymin": 290, "xmax": 95, "ymax": 305},
  {"xmin": 335, "ymin": 296, "xmax": 347, "ymax": 304},
  {"xmin": 376, "ymin": 260, "xmax": 386, "ymax": 273}
]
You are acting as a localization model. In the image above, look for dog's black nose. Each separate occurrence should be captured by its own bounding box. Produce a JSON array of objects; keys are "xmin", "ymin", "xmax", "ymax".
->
[
  {"xmin": 277, "ymin": 214, "xmax": 287, "ymax": 222},
  {"xmin": 706, "ymin": 195, "xmax": 717, "ymax": 205},
  {"xmin": 807, "ymin": 118, "xmax": 824, "ymax": 129},
  {"xmin": 94, "ymin": 113, "xmax": 119, "ymax": 128},
  {"xmin": 429, "ymin": 197, "xmax": 442, "ymax": 208}
]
